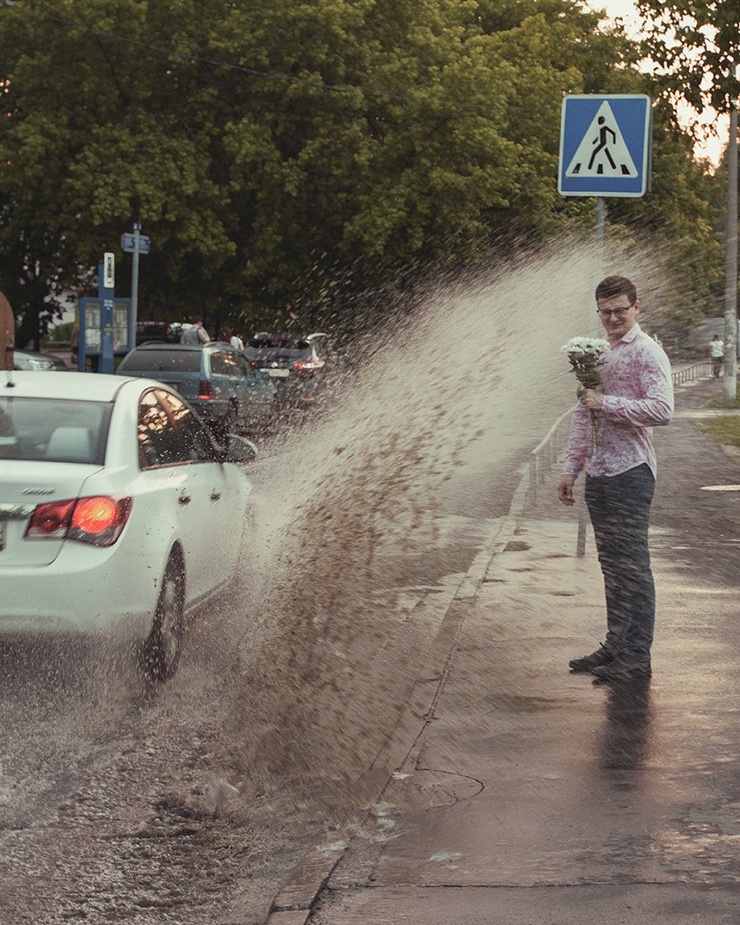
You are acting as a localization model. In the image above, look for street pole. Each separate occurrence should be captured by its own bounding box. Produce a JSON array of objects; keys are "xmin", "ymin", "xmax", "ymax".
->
[
  {"xmin": 129, "ymin": 222, "xmax": 142, "ymax": 353},
  {"xmin": 595, "ymin": 196, "xmax": 606, "ymax": 253},
  {"xmin": 577, "ymin": 196, "xmax": 607, "ymax": 557},
  {"xmin": 724, "ymin": 104, "xmax": 738, "ymax": 400}
]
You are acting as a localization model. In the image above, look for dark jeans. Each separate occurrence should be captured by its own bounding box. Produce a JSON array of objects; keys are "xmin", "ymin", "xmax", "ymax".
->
[{"xmin": 585, "ymin": 464, "xmax": 656, "ymax": 662}]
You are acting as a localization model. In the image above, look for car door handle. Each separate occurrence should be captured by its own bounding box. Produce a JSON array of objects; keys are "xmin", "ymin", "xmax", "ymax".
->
[
  {"xmin": 178, "ymin": 494, "xmax": 191, "ymax": 505},
  {"xmin": 210, "ymin": 491, "xmax": 221, "ymax": 502}
]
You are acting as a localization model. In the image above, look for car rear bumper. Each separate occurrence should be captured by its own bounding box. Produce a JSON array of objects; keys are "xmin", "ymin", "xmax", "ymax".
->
[{"xmin": 0, "ymin": 551, "xmax": 160, "ymax": 639}]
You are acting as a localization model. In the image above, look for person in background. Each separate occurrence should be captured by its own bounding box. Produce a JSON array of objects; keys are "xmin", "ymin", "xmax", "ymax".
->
[
  {"xmin": 708, "ymin": 333, "xmax": 724, "ymax": 379},
  {"xmin": 218, "ymin": 326, "xmax": 244, "ymax": 351},
  {"xmin": 557, "ymin": 275, "xmax": 674, "ymax": 683},
  {"xmin": 180, "ymin": 315, "xmax": 210, "ymax": 345}
]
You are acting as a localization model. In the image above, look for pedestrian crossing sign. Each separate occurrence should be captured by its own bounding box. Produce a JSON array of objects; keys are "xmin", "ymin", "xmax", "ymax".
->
[{"xmin": 558, "ymin": 94, "xmax": 652, "ymax": 198}]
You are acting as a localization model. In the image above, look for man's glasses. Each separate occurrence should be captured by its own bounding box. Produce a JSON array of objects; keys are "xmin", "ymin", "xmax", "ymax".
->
[{"xmin": 596, "ymin": 305, "xmax": 633, "ymax": 319}]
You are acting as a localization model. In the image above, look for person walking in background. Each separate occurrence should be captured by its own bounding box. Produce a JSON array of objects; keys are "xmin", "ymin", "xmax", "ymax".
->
[
  {"xmin": 709, "ymin": 333, "xmax": 724, "ymax": 379},
  {"xmin": 217, "ymin": 326, "xmax": 244, "ymax": 351},
  {"xmin": 557, "ymin": 275, "xmax": 674, "ymax": 682},
  {"xmin": 180, "ymin": 315, "xmax": 211, "ymax": 345}
]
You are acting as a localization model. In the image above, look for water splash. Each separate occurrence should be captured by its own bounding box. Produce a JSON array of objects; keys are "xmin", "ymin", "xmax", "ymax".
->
[{"xmin": 215, "ymin": 242, "xmax": 665, "ymax": 799}]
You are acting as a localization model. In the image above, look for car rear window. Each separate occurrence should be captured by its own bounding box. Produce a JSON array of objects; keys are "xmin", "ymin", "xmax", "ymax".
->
[
  {"xmin": 0, "ymin": 397, "xmax": 112, "ymax": 464},
  {"xmin": 120, "ymin": 349, "xmax": 201, "ymax": 373},
  {"xmin": 245, "ymin": 337, "xmax": 312, "ymax": 362}
]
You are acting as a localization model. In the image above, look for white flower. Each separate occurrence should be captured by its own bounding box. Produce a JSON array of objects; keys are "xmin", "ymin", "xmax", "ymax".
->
[{"xmin": 560, "ymin": 336, "xmax": 610, "ymax": 357}]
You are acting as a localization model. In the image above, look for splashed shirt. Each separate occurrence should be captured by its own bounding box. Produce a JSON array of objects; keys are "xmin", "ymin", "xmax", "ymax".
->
[{"xmin": 563, "ymin": 323, "xmax": 674, "ymax": 479}]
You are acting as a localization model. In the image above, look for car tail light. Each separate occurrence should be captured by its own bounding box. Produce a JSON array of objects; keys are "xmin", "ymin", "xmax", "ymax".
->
[
  {"xmin": 26, "ymin": 497, "xmax": 133, "ymax": 547},
  {"xmin": 292, "ymin": 358, "xmax": 325, "ymax": 371},
  {"xmin": 198, "ymin": 379, "xmax": 215, "ymax": 399}
]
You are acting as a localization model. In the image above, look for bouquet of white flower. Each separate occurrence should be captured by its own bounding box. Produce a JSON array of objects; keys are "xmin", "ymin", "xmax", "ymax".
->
[
  {"xmin": 560, "ymin": 336, "xmax": 610, "ymax": 392},
  {"xmin": 560, "ymin": 336, "xmax": 610, "ymax": 451}
]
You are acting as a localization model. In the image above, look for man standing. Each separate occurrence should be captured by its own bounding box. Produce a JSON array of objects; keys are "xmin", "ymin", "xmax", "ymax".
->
[
  {"xmin": 558, "ymin": 276, "xmax": 674, "ymax": 682},
  {"xmin": 180, "ymin": 315, "xmax": 211, "ymax": 345},
  {"xmin": 708, "ymin": 333, "xmax": 724, "ymax": 379}
]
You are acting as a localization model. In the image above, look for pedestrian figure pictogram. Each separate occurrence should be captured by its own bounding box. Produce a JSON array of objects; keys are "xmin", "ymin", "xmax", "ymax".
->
[
  {"xmin": 566, "ymin": 101, "xmax": 638, "ymax": 179},
  {"xmin": 587, "ymin": 118, "xmax": 616, "ymax": 172}
]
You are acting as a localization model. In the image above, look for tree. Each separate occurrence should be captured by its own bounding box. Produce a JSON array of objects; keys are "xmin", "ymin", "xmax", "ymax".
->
[
  {"xmin": 0, "ymin": 0, "xmax": 728, "ymax": 341},
  {"xmin": 629, "ymin": 0, "xmax": 738, "ymax": 335},
  {"xmin": 634, "ymin": 0, "xmax": 740, "ymax": 114}
]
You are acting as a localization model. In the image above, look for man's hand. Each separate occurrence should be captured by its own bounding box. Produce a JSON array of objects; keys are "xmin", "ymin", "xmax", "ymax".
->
[
  {"xmin": 558, "ymin": 475, "xmax": 576, "ymax": 506},
  {"xmin": 579, "ymin": 388, "xmax": 603, "ymax": 410}
]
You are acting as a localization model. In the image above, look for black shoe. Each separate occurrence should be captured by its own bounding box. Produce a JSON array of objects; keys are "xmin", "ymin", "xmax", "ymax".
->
[
  {"xmin": 569, "ymin": 646, "xmax": 616, "ymax": 673},
  {"xmin": 591, "ymin": 657, "xmax": 652, "ymax": 682}
]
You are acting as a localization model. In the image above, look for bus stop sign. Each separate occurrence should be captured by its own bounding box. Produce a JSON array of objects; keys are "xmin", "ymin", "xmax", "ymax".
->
[{"xmin": 558, "ymin": 94, "xmax": 652, "ymax": 198}]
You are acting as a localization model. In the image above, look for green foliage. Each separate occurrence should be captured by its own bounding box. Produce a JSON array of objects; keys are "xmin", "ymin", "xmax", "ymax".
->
[
  {"xmin": 634, "ymin": 0, "xmax": 740, "ymax": 113},
  {"xmin": 0, "ymin": 0, "xmax": 729, "ymax": 342},
  {"xmin": 694, "ymin": 414, "xmax": 740, "ymax": 446},
  {"xmin": 45, "ymin": 320, "xmax": 75, "ymax": 346},
  {"xmin": 709, "ymin": 394, "xmax": 740, "ymax": 409}
]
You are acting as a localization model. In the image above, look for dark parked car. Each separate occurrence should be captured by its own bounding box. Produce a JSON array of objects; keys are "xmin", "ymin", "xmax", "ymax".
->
[
  {"xmin": 116, "ymin": 342, "xmax": 278, "ymax": 438},
  {"xmin": 244, "ymin": 332, "xmax": 330, "ymax": 407},
  {"xmin": 136, "ymin": 321, "xmax": 178, "ymax": 346},
  {"xmin": 13, "ymin": 349, "xmax": 69, "ymax": 371}
]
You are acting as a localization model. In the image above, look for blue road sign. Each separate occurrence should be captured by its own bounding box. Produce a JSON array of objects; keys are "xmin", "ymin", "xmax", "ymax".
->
[
  {"xmin": 121, "ymin": 233, "xmax": 152, "ymax": 254},
  {"xmin": 558, "ymin": 94, "xmax": 652, "ymax": 198}
]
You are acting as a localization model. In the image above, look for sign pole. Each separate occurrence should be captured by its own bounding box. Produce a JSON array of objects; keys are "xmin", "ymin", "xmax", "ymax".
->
[
  {"xmin": 129, "ymin": 222, "xmax": 142, "ymax": 352},
  {"xmin": 98, "ymin": 260, "xmax": 115, "ymax": 375},
  {"xmin": 576, "ymin": 194, "xmax": 608, "ymax": 557},
  {"xmin": 724, "ymin": 104, "xmax": 738, "ymax": 401},
  {"xmin": 595, "ymin": 197, "xmax": 606, "ymax": 252}
]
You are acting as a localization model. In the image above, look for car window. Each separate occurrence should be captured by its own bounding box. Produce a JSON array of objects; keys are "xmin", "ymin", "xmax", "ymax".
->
[
  {"xmin": 221, "ymin": 352, "xmax": 249, "ymax": 380},
  {"xmin": 121, "ymin": 349, "xmax": 201, "ymax": 373},
  {"xmin": 245, "ymin": 334, "xmax": 313, "ymax": 362},
  {"xmin": 0, "ymin": 396, "xmax": 110, "ymax": 463},
  {"xmin": 224, "ymin": 353, "xmax": 247, "ymax": 379},
  {"xmin": 138, "ymin": 389, "xmax": 215, "ymax": 469},
  {"xmin": 209, "ymin": 350, "xmax": 245, "ymax": 379},
  {"xmin": 157, "ymin": 391, "xmax": 215, "ymax": 461},
  {"xmin": 244, "ymin": 345, "xmax": 312, "ymax": 361}
]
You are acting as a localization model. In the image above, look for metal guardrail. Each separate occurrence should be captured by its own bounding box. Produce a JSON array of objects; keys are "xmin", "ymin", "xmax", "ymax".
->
[
  {"xmin": 672, "ymin": 360, "xmax": 712, "ymax": 385},
  {"xmin": 527, "ymin": 408, "xmax": 573, "ymax": 511}
]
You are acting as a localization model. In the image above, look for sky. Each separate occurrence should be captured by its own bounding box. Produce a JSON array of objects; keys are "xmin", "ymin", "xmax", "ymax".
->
[{"xmin": 586, "ymin": 0, "xmax": 727, "ymax": 167}]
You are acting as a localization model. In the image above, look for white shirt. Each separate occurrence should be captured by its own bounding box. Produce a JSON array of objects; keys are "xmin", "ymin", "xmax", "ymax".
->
[{"xmin": 563, "ymin": 324, "xmax": 674, "ymax": 479}]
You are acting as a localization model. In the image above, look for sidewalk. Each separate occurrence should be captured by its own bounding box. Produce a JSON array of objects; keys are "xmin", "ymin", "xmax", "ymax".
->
[{"xmin": 262, "ymin": 374, "xmax": 740, "ymax": 925}]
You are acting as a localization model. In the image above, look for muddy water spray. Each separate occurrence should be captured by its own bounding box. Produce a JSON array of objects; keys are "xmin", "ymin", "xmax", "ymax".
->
[{"xmin": 222, "ymin": 245, "xmax": 659, "ymax": 798}]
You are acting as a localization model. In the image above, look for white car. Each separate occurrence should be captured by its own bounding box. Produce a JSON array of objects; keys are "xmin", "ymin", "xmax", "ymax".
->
[{"xmin": 0, "ymin": 371, "xmax": 255, "ymax": 681}]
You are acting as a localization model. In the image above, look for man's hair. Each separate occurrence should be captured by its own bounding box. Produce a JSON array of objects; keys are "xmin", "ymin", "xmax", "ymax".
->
[{"xmin": 595, "ymin": 276, "xmax": 637, "ymax": 304}]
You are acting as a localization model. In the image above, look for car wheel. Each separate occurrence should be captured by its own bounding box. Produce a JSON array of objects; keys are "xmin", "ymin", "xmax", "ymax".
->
[{"xmin": 141, "ymin": 551, "xmax": 185, "ymax": 682}]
